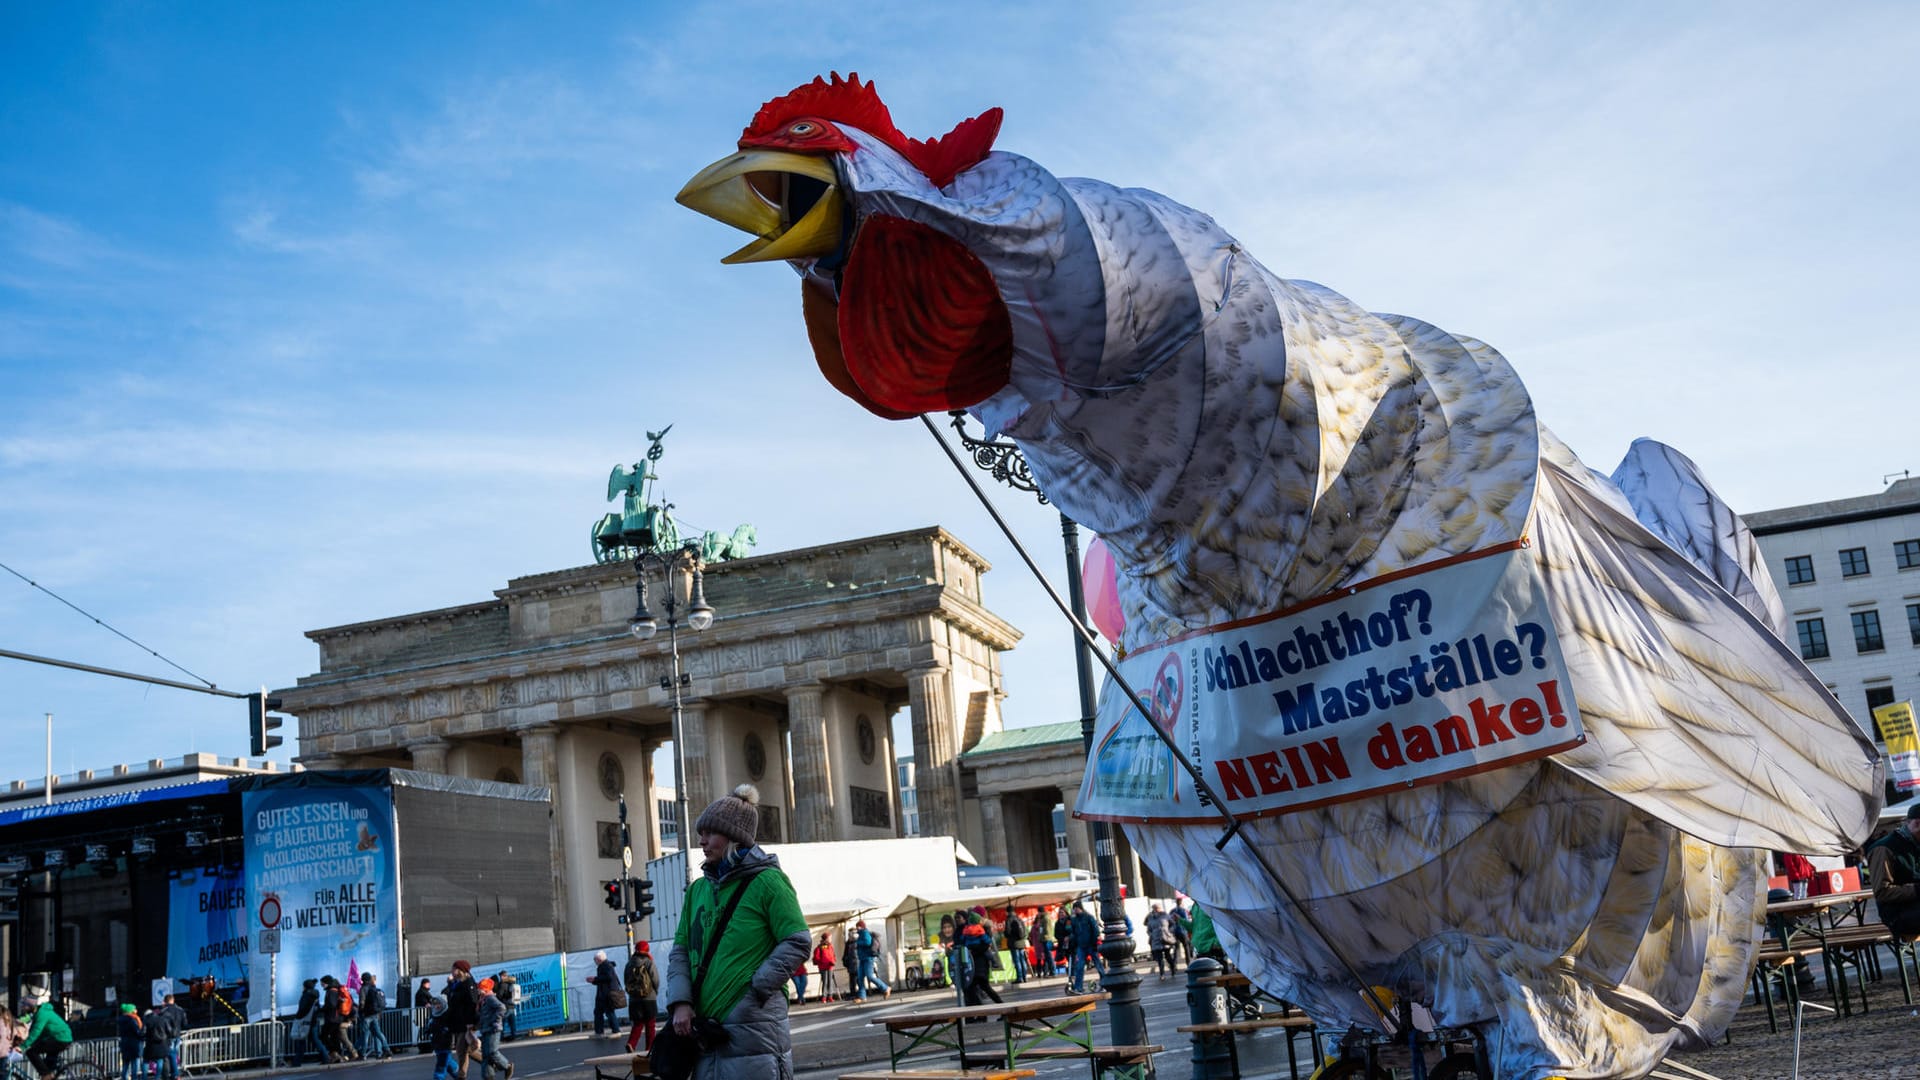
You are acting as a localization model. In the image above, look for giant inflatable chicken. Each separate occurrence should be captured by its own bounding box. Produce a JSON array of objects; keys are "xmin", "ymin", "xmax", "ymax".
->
[{"xmin": 678, "ymin": 75, "xmax": 1883, "ymax": 1078}]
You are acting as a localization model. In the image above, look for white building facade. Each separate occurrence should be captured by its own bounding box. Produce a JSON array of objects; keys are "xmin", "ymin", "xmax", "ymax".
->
[{"xmin": 1748, "ymin": 477, "xmax": 1920, "ymax": 770}]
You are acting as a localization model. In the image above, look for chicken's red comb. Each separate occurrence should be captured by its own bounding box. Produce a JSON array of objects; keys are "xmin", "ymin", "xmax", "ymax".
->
[
  {"xmin": 744, "ymin": 72, "xmax": 907, "ymax": 151},
  {"xmin": 906, "ymin": 107, "xmax": 1003, "ymax": 189},
  {"xmin": 744, "ymin": 72, "xmax": 1000, "ymax": 188}
]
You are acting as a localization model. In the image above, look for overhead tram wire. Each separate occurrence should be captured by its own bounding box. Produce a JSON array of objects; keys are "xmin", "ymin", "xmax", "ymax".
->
[
  {"xmin": 0, "ymin": 556, "xmax": 221, "ymax": 691},
  {"xmin": 919, "ymin": 412, "xmax": 1401, "ymax": 1036}
]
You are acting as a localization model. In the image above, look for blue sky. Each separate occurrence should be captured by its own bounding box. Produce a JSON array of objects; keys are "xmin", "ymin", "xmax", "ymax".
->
[{"xmin": 3, "ymin": 2, "xmax": 1917, "ymax": 779}]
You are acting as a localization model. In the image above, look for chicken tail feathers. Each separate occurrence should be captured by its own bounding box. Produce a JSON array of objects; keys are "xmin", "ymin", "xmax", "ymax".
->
[{"xmin": 1610, "ymin": 437, "xmax": 1786, "ymax": 638}]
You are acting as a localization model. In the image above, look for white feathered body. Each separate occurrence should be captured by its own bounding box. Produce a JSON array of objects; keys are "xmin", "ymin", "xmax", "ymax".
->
[{"xmin": 819, "ymin": 134, "xmax": 1882, "ymax": 1079}]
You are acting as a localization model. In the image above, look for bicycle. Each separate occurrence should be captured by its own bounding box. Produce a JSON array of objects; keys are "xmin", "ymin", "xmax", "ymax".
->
[
  {"xmin": 9, "ymin": 1050, "xmax": 107, "ymax": 1080},
  {"xmin": 1312, "ymin": 997, "xmax": 1495, "ymax": 1080}
]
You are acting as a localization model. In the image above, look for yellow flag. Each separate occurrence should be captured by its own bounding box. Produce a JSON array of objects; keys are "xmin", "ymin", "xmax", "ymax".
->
[{"xmin": 1871, "ymin": 701, "xmax": 1920, "ymax": 792}]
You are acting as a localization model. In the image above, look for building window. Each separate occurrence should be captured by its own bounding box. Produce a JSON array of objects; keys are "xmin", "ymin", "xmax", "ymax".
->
[
  {"xmin": 1910, "ymin": 603, "xmax": 1920, "ymax": 646},
  {"xmin": 1797, "ymin": 618, "xmax": 1829, "ymax": 660},
  {"xmin": 897, "ymin": 760, "xmax": 919, "ymax": 837},
  {"xmin": 1866, "ymin": 686, "xmax": 1896, "ymax": 721},
  {"xmin": 1784, "ymin": 555, "xmax": 1815, "ymax": 585},
  {"xmin": 1898, "ymin": 539, "xmax": 1920, "ymax": 570},
  {"xmin": 658, "ymin": 798, "xmax": 680, "ymax": 851},
  {"xmin": 1852, "ymin": 609, "xmax": 1885, "ymax": 653},
  {"xmin": 1840, "ymin": 547, "xmax": 1870, "ymax": 577}
]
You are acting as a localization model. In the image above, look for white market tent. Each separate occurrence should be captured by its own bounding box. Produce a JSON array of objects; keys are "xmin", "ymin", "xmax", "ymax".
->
[
  {"xmin": 888, "ymin": 883, "xmax": 1097, "ymax": 927},
  {"xmin": 801, "ymin": 896, "xmax": 886, "ymax": 928}
]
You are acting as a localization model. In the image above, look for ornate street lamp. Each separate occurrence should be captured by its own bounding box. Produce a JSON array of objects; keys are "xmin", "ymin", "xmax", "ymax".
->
[
  {"xmin": 945, "ymin": 411, "xmax": 1149, "ymax": 1050},
  {"xmin": 593, "ymin": 427, "xmax": 750, "ymax": 872},
  {"xmin": 628, "ymin": 539, "xmax": 714, "ymax": 859}
]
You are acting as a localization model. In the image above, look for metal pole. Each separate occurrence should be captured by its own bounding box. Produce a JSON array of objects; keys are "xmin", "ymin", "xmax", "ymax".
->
[
  {"xmin": 270, "ymin": 952, "xmax": 279, "ymax": 1068},
  {"xmin": 1064, "ymin": 518, "xmax": 1147, "ymax": 1046},
  {"xmin": 619, "ymin": 796, "xmax": 636, "ymax": 953},
  {"xmin": 923, "ymin": 412, "xmax": 1399, "ymax": 1034},
  {"xmin": 669, "ymin": 614, "xmax": 691, "ymax": 878},
  {"xmin": 0, "ymin": 650, "xmax": 246, "ymax": 698}
]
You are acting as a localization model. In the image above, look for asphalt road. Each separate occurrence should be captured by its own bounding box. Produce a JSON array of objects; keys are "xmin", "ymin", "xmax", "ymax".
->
[
  {"xmin": 251, "ymin": 968, "xmax": 1221, "ymax": 1080},
  {"xmin": 233, "ymin": 964, "xmax": 1916, "ymax": 1080}
]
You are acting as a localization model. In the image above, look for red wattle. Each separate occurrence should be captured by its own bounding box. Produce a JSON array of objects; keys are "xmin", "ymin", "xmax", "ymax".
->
[
  {"xmin": 836, "ymin": 214, "xmax": 1012, "ymax": 415},
  {"xmin": 803, "ymin": 279, "xmax": 915, "ymax": 420}
]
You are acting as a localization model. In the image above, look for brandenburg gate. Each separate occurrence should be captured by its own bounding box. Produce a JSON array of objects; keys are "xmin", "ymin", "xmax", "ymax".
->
[{"xmin": 275, "ymin": 525, "xmax": 1022, "ymax": 949}]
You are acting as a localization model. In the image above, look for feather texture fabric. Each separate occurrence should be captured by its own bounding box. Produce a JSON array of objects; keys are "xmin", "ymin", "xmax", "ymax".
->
[{"xmin": 720, "ymin": 108, "xmax": 1883, "ymax": 1079}]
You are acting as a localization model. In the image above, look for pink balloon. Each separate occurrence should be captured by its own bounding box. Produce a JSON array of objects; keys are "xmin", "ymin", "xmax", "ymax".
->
[{"xmin": 1082, "ymin": 536, "xmax": 1125, "ymax": 643}]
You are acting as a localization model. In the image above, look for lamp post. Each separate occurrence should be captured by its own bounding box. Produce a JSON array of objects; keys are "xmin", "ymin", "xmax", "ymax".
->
[
  {"xmin": 627, "ymin": 540, "xmax": 715, "ymax": 870},
  {"xmin": 946, "ymin": 412, "xmax": 1148, "ymax": 1049}
]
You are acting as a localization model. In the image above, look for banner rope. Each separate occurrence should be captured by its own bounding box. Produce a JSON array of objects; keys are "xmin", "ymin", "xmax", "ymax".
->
[{"xmin": 919, "ymin": 412, "xmax": 1400, "ymax": 1036}]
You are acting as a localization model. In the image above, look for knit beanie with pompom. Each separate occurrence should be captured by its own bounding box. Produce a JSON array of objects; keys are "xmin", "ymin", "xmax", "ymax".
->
[{"xmin": 695, "ymin": 783, "xmax": 761, "ymax": 845}]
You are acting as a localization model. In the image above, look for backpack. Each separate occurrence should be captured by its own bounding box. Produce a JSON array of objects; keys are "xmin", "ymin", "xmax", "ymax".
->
[
  {"xmin": 339, "ymin": 991, "xmax": 354, "ymax": 1017},
  {"xmin": 635, "ymin": 958, "xmax": 659, "ymax": 999}
]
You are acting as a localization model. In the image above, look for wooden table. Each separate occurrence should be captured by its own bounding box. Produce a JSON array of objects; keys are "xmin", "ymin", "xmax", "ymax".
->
[
  {"xmin": 1766, "ymin": 889, "xmax": 1872, "ymax": 949},
  {"xmin": 871, "ymin": 993, "xmax": 1108, "ymax": 1072},
  {"xmin": 1176, "ymin": 1017, "xmax": 1319, "ymax": 1080},
  {"xmin": 1196, "ymin": 971, "xmax": 1295, "ymax": 1023},
  {"xmin": 583, "ymin": 1051, "xmax": 650, "ymax": 1080},
  {"xmin": 1764, "ymin": 889, "xmax": 1884, "ymax": 1018}
]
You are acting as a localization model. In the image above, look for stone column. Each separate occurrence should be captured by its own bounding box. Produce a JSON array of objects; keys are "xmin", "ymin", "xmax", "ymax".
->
[
  {"xmin": 407, "ymin": 738, "xmax": 450, "ymax": 774},
  {"xmin": 906, "ymin": 665, "xmax": 960, "ymax": 839},
  {"xmin": 884, "ymin": 721, "xmax": 906, "ymax": 838},
  {"xmin": 1059, "ymin": 785, "xmax": 1092, "ymax": 871},
  {"xmin": 518, "ymin": 725, "xmax": 559, "ymax": 787},
  {"xmin": 1006, "ymin": 797, "xmax": 1039, "ymax": 873},
  {"xmin": 515, "ymin": 723, "xmax": 568, "ymax": 948},
  {"xmin": 678, "ymin": 702, "xmax": 711, "ymax": 833},
  {"xmin": 639, "ymin": 738, "xmax": 662, "ymax": 862},
  {"xmin": 979, "ymin": 793, "xmax": 1010, "ymax": 870},
  {"xmin": 785, "ymin": 683, "xmax": 835, "ymax": 842}
]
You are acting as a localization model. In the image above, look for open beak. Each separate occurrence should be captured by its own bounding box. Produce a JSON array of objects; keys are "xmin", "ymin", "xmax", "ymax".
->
[{"xmin": 676, "ymin": 149, "xmax": 845, "ymax": 265}]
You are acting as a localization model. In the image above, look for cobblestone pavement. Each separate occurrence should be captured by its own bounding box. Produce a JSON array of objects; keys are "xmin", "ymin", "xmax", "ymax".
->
[
  {"xmin": 788, "ymin": 968, "xmax": 1920, "ymax": 1080},
  {"xmin": 1663, "ymin": 994, "xmax": 1919, "ymax": 1080}
]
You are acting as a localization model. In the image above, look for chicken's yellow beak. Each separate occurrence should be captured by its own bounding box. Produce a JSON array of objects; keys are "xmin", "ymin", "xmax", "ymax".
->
[{"xmin": 676, "ymin": 150, "xmax": 844, "ymax": 265}]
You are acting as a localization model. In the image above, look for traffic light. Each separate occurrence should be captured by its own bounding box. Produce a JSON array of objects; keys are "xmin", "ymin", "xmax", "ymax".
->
[
  {"xmin": 603, "ymin": 880, "xmax": 624, "ymax": 910},
  {"xmin": 630, "ymin": 877, "xmax": 654, "ymax": 920},
  {"xmin": 248, "ymin": 688, "xmax": 285, "ymax": 757}
]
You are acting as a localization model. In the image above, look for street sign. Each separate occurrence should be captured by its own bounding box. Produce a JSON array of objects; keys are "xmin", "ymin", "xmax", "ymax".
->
[
  {"xmin": 259, "ymin": 895, "xmax": 282, "ymax": 930},
  {"xmin": 258, "ymin": 929, "xmax": 281, "ymax": 954},
  {"xmin": 622, "ymin": 845, "xmax": 633, "ymax": 871}
]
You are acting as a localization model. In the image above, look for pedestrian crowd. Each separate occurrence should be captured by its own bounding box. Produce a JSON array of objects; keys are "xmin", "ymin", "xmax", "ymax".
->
[{"xmin": 0, "ymin": 986, "xmax": 190, "ymax": 1080}]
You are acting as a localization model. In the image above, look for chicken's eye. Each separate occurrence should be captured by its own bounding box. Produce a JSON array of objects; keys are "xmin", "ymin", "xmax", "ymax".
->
[{"xmin": 788, "ymin": 121, "xmax": 818, "ymax": 137}]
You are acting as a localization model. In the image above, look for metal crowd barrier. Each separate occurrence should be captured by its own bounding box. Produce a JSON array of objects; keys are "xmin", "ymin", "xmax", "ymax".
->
[
  {"xmin": 61, "ymin": 1009, "xmax": 431, "ymax": 1076},
  {"xmin": 63, "ymin": 1036, "xmax": 121, "ymax": 1072},
  {"xmin": 264, "ymin": 1010, "xmax": 429, "ymax": 1067},
  {"xmin": 178, "ymin": 1020, "xmax": 287, "ymax": 1073}
]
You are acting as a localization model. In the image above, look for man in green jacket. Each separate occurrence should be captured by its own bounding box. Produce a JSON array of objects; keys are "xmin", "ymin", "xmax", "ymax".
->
[
  {"xmin": 666, "ymin": 784, "xmax": 809, "ymax": 1080},
  {"xmin": 1190, "ymin": 904, "xmax": 1222, "ymax": 960},
  {"xmin": 20, "ymin": 987, "xmax": 73, "ymax": 1079}
]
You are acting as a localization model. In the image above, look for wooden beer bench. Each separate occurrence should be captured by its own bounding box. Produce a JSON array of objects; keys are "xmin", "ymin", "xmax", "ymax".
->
[
  {"xmin": 870, "ymin": 993, "xmax": 1107, "ymax": 1072},
  {"xmin": 844, "ymin": 1060, "xmax": 1036, "ymax": 1068},
  {"xmin": 1750, "ymin": 946, "xmax": 1822, "ymax": 1034},
  {"xmin": 584, "ymin": 1051, "xmax": 651, "ymax": 1080},
  {"xmin": 1178, "ymin": 1016, "xmax": 1319, "ymax": 1080},
  {"xmin": 840, "ymin": 1070, "xmax": 1035, "ymax": 1080},
  {"xmin": 997, "ymin": 1044, "xmax": 1163, "ymax": 1080}
]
